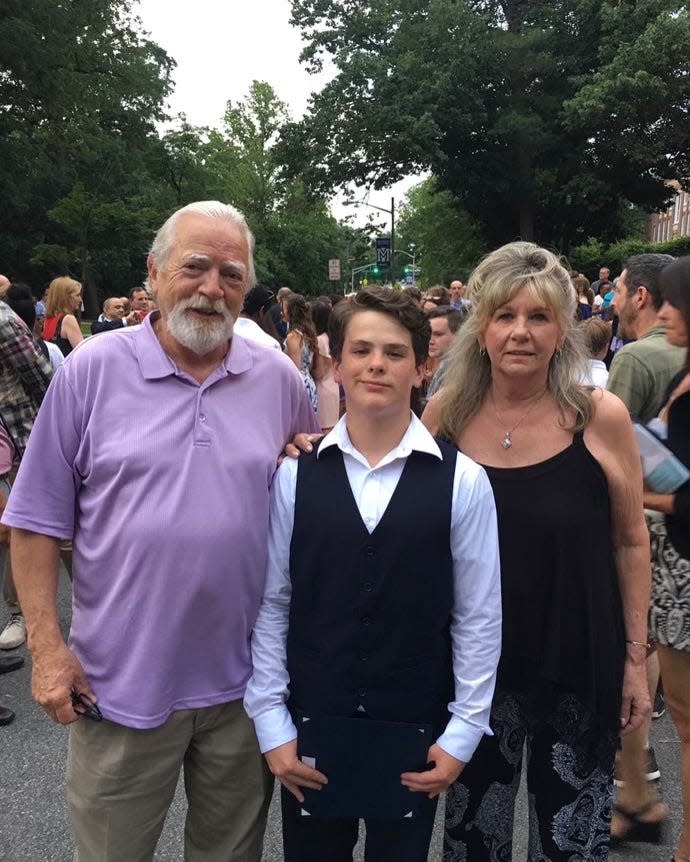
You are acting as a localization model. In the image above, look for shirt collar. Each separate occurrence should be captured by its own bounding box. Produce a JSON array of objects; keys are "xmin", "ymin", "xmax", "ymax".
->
[
  {"xmin": 640, "ymin": 324, "xmax": 667, "ymax": 340},
  {"xmin": 135, "ymin": 311, "xmax": 254, "ymax": 380},
  {"xmin": 317, "ymin": 411, "xmax": 442, "ymax": 469}
]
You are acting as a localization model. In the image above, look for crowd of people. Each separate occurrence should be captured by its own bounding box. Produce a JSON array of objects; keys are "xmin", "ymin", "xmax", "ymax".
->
[{"xmin": 0, "ymin": 202, "xmax": 688, "ymax": 862}]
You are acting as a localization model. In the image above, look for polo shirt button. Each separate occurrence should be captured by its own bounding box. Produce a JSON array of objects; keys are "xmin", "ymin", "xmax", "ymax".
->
[
  {"xmin": 199, "ymin": 414, "xmax": 207, "ymax": 422},
  {"xmin": 365, "ymin": 546, "xmax": 376, "ymax": 556},
  {"xmin": 362, "ymin": 582, "xmax": 373, "ymax": 592}
]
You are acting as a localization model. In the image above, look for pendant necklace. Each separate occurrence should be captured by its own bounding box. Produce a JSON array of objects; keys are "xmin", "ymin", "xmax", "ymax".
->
[{"xmin": 491, "ymin": 388, "xmax": 548, "ymax": 449}]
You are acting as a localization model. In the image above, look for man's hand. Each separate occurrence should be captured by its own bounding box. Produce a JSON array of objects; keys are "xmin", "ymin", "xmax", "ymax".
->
[
  {"xmin": 401, "ymin": 743, "xmax": 465, "ymax": 799},
  {"xmin": 279, "ymin": 433, "xmax": 323, "ymax": 465},
  {"xmin": 620, "ymin": 654, "xmax": 651, "ymax": 736},
  {"xmin": 31, "ymin": 641, "xmax": 96, "ymax": 725},
  {"xmin": 264, "ymin": 740, "xmax": 328, "ymax": 802},
  {"xmin": 0, "ymin": 488, "xmax": 9, "ymax": 546},
  {"xmin": 125, "ymin": 311, "xmax": 140, "ymax": 325}
]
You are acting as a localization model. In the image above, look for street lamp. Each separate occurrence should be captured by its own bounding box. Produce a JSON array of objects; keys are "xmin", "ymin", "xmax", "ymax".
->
[
  {"xmin": 343, "ymin": 196, "xmax": 395, "ymax": 278},
  {"xmin": 350, "ymin": 262, "xmax": 380, "ymax": 292},
  {"xmin": 395, "ymin": 247, "xmax": 417, "ymax": 286}
]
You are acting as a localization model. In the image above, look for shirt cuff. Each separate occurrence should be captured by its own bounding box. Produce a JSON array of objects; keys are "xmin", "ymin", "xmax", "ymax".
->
[
  {"xmin": 251, "ymin": 705, "xmax": 298, "ymax": 754},
  {"xmin": 436, "ymin": 715, "xmax": 490, "ymax": 763}
]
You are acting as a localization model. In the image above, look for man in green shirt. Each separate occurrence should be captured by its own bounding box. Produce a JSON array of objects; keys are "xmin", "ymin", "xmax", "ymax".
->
[
  {"xmin": 607, "ymin": 252, "xmax": 683, "ymax": 844},
  {"xmin": 608, "ymin": 253, "xmax": 685, "ymax": 423}
]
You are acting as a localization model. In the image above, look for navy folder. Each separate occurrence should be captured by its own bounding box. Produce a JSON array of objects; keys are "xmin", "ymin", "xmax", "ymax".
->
[{"xmin": 296, "ymin": 713, "xmax": 433, "ymax": 820}]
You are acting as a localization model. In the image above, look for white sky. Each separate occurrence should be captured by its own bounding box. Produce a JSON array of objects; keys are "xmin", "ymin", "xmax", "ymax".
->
[{"xmin": 136, "ymin": 0, "xmax": 420, "ymax": 227}]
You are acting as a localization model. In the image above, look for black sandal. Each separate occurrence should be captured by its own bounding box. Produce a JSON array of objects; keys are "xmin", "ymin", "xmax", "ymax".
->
[{"xmin": 610, "ymin": 801, "xmax": 667, "ymax": 845}]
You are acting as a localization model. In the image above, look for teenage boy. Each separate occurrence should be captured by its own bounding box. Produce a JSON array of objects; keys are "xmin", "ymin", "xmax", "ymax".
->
[{"xmin": 245, "ymin": 288, "xmax": 502, "ymax": 862}]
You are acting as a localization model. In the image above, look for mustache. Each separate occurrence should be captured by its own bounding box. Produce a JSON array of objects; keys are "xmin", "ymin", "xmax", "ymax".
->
[{"xmin": 177, "ymin": 295, "xmax": 231, "ymax": 317}]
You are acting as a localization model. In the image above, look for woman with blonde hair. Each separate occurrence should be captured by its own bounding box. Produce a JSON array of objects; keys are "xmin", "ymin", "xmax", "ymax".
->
[
  {"xmin": 423, "ymin": 241, "xmax": 651, "ymax": 861},
  {"xmin": 43, "ymin": 276, "xmax": 84, "ymax": 356}
]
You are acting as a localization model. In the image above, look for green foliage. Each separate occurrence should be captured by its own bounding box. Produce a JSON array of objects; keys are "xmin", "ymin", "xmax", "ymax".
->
[
  {"xmin": 396, "ymin": 178, "xmax": 486, "ymax": 287},
  {"xmin": 286, "ymin": 0, "xmax": 690, "ymax": 249},
  {"xmin": 203, "ymin": 82, "xmax": 357, "ymax": 295},
  {"xmin": 0, "ymin": 0, "xmax": 175, "ymax": 312},
  {"xmin": 570, "ymin": 234, "xmax": 690, "ymax": 278},
  {"xmin": 0, "ymin": 1, "xmax": 353, "ymax": 306}
]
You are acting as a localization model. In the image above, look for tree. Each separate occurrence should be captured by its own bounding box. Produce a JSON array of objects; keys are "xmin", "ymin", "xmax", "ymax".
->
[
  {"xmin": 396, "ymin": 178, "xmax": 486, "ymax": 286},
  {"xmin": 205, "ymin": 81, "xmax": 357, "ymax": 294},
  {"xmin": 285, "ymin": 0, "xmax": 690, "ymax": 251},
  {"xmin": 0, "ymin": 0, "xmax": 174, "ymax": 311}
]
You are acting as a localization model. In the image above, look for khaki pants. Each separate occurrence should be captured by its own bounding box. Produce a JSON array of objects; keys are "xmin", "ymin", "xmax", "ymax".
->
[{"xmin": 67, "ymin": 699, "xmax": 272, "ymax": 862}]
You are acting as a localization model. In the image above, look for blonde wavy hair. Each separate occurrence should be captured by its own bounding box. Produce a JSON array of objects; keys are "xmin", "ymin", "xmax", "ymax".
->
[
  {"xmin": 436, "ymin": 242, "xmax": 592, "ymax": 440},
  {"xmin": 46, "ymin": 276, "xmax": 82, "ymax": 316}
]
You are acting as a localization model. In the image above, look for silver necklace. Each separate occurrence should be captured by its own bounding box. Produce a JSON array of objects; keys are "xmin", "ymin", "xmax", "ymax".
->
[{"xmin": 491, "ymin": 389, "xmax": 548, "ymax": 449}]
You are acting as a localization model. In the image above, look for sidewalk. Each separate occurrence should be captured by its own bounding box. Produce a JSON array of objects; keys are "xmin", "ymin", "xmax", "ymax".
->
[{"xmin": 0, "ymin": 569, "xmax": 681, "ymax": 861}]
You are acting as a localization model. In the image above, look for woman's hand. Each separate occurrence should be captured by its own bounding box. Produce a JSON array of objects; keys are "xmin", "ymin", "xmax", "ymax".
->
[{"xmin": 619, "ymin": 651, "xmax": 651, "ymax": 735}]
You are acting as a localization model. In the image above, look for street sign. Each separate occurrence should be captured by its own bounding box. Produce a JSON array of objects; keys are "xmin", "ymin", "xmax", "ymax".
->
[
  {"xmin": 375, "ymin": 238, "xmax": 391, "ymax": 265},
  {"xmin": 328, "ymin": 258, "xmax": 341, "ymax": 280}
]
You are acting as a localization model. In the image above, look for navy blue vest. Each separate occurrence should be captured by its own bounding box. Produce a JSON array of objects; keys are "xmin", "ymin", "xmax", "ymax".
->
[{"xmin": 287, "ymin": 439, "xmax": 457, "ymax": 733}]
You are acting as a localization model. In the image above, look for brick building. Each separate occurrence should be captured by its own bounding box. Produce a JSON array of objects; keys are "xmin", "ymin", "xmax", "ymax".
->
[{"xmin": 646, "ymin": 181, "xmax": 690, "ymax": 243}]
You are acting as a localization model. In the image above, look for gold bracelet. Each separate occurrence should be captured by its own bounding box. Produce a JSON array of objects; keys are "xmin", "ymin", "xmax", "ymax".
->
[{"xmin": 625, "ymin": 639, "xmax": 650, "ymax": 649}]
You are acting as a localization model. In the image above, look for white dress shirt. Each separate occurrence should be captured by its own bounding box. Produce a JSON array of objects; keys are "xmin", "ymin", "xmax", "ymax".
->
[
  {"xmin": 580, "ymin": 358, "xmax": 609, "ymax": 389},
  {"xmin": 234, "ymin": 316, "xmax": 281, "ymax": 350},
  {"xmin": 244, "ymin": 413, "xmax": 502, "ymax": 763}
]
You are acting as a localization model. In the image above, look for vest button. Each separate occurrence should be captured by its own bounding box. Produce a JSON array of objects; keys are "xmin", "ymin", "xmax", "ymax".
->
[
  {"xmin": 358, "ymin": 689, "xmax": 367, "ymax": 698},
  {"xmin": 362, "ymin": 582, "xmax": 373, "ymax": 592},
  {"xmin": 365, "ymin": 546, "xmax": 376, "ymax": 556},
  {"xmin": 360, "ymin": 652, "xmax": 369, "ymax": 662},
  {"xmin": 361, "ymin": 616, "xmax": 371, "ymax": 625}
]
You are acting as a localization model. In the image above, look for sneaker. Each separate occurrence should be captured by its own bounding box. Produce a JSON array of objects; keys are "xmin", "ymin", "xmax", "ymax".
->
[
  {"xmin": 613, "ymin": 746, "xmax": 661, "ymax": 787},
  {"xmin": 0, "ymin": 613, "xmax": 26, "ymax": 650},
  {"xmin": 652, "ymin": 689, "xmax": 665, "ymax": 720}
]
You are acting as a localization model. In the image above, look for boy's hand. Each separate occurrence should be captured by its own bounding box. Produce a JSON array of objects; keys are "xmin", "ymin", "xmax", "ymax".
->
[
  {"xmin": 400, "ymin": 744, "xmax": 465, "ymax": 799},
  {"xmin": 279, "ymin": 433, "xmax": 322, "ymax": 465},
  {"xmin": 264, "ymin": 740, "xmax": 328, "ymax": 802}
]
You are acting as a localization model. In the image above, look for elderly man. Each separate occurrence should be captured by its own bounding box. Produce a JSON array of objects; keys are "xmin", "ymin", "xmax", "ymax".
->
[
  {"xmin": 3, "ymin": 201, "xmax": 318, "ymax": 862},
  {"xmin": 90, "ymin": 296, "xmax": 139, "ymax": 334}
]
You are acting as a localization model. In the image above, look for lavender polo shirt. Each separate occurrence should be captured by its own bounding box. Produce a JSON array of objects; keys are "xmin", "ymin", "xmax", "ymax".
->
[{"xmin": 3, "ymin": 314, "xmax": 318, "ymax": 728}]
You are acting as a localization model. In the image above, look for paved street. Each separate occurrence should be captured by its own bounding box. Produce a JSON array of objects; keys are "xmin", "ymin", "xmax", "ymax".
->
[{"xmin": 0, "ymin": 567, "xmax": 682, "ymax": 861}]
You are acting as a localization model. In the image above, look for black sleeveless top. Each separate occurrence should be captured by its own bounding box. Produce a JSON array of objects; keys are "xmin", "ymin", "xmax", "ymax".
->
[
  {"xmin": 482, "ymin": 432, "xmax": 625, "ymax": 731},
  {"xmin": 45, "ymin": 315, "xmax": 73, "ymax": 357}
]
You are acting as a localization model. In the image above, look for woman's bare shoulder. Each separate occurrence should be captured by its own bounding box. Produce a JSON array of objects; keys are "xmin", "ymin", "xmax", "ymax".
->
[
  {"xmin": 587, "ymin": 387, "xmax": 631, "ymax": 434},
  {"xmin": 421, "ymin": 392, "xmax": 442, "ymax": 434}
]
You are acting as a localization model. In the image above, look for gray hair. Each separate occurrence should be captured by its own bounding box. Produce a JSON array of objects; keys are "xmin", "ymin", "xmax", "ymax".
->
[
  {"xmin": 149, "ymin": 201, "xmax": 256, "ymax": 289},
  {"xmin": 437, "ymin": 241, "xmax": 592, "ymax": 439}
]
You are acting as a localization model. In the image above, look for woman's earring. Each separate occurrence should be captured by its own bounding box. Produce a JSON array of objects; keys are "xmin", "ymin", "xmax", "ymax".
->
[{"xmin": 479, "ymin": 346, "xmax": 487, "ymax": 357}]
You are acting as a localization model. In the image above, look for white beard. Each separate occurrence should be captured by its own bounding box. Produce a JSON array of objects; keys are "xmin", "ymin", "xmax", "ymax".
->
[{"xmin": 166, "ymin": 295, "xmax": 235, "ymax": 355}]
